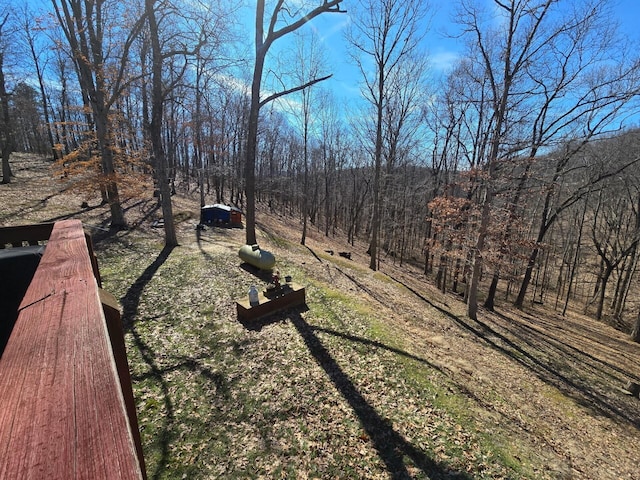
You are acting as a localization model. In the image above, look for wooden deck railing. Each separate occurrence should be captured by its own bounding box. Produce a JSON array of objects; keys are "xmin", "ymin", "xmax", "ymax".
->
[{"xmin": 0, "ymin": 220, "xmax": 146, "ymax": 479}]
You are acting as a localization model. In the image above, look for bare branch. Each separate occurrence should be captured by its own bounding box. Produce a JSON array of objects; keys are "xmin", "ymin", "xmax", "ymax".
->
[
  {"xmin": 259, "ymin": 74, "xmax": 332, "ymax": 108},
  {"xmin": 264, "ymin": 0, "xmax": 345, "ymax": 50}
]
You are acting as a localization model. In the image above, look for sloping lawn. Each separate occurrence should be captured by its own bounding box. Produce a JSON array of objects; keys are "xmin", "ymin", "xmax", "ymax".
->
[{"xmin": 98, "ymin": 227, "xmax": 537, "ymax": 480}]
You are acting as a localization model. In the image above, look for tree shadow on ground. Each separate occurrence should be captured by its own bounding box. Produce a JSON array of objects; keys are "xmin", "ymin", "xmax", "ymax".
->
[
  {"xmin": 502, "ymin": 309, "xmax": 639, "ymax": 383},
  {"xmin": 333, "ymin": 264, "xmax": 387, "ymax": 304},
  {"xmin": 131, "ymin": 354, "xmax": 231, "ymax": 399},
  {"xmin": 93, "ymin": 200, "xmax": 161, "ymax": 243},
  {"xmin": 43, "ymin": 203, "xmax": 105, "ymax": 222},
  {"xmin": 34, "ymin": 199, "xmax": 160, "ymax": 244},
  {"xmin": 120, "ymin": 245, "xmax": 175, "ymax": 480},
  {"xmin": 305, "ymin": 245, "xmax": 388, "ymax": 305},
  {"xmin": 388, "ymin": 274, "xmax": 640, "ymax": 429},
  {"xmin": 304, "ymin": 245, "xmax": 324, "ymax": 263},
  {"xmin": 195, "ymin": 226, "xmax": 217, "ymax": 266},
  {"xmin": 310, "ymin": 314, "xmax": 575, "ymax": 451},
  {"xmin": 238, "ymin": 304, "xmax": 308, "ymax": 331},
  {"xmin": 310, "ymin": 325, "xmax": 448, "ymax": 376},
  {"xmin": 287, "ymin": 311, "xmax": 472, "ymax": 480},
  {"xmin": 490, "ymin": 309, "xmax": 640, "ymax": 427},
  {"xmin": 0, "ymin": 192, "xmax": 75, "ymax": 223}
]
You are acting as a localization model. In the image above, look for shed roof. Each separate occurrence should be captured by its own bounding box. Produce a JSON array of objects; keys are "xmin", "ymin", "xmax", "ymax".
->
[{"xmin": 202, "ymin": 204, "xmax": 241, "ymax": 213}]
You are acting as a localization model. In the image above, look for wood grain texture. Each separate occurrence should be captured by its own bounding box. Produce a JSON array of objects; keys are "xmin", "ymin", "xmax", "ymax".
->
[{"xmin": 0, "ymin": 220, "xmax": 143, "ymax": 480}]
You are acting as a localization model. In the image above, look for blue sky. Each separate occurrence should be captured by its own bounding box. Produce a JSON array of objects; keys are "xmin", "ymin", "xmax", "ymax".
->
[
  {"xmin": 288, "ymin": 0, "xmax": 640, "ymax": 108},
  {"xmin": 12, "ymin": 0, "xmax": 640, "ymax": 128}
]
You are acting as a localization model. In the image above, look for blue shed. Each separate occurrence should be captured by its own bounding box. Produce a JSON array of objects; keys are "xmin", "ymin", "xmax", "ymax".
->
[{"xmin": 200, "ymin": 204, "xmax": 242, "ymax": 225}]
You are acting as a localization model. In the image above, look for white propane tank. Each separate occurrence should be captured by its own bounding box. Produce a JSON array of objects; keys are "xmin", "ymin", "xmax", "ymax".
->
[{"xmin": 238, "ymin": 244, "xmax": 276, "ymax": 270}]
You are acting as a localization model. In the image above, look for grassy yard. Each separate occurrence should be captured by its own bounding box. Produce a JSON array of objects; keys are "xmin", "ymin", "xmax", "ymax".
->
[{"xmin": 97, "ymin": 225, "xmax": 540, "ymax": 480}]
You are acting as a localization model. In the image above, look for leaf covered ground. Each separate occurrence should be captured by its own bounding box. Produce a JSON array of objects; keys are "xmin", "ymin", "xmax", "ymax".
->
[{"xmin": 2, "ymin": 154, "xmax": 639, "ymax": 479}]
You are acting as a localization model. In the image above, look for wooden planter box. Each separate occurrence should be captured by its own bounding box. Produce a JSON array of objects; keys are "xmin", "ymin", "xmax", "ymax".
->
[{"xmin": 236, "ymin": 283, "xmax": 306, "ymax": 321}]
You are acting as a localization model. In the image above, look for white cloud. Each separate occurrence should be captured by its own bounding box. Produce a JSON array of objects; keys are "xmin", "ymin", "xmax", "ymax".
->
[{"xmin": 431, "ymin": 50, "xmax": 460, "ymax": 72}]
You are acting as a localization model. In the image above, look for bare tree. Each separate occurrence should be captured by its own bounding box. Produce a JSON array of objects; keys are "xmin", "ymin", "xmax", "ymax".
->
[
  {"xmin": 585, "ymin": 168, "xmax": 640, "ymax": 321},
  {"xmin": 51, "ymin": 0, "xmax": 146, "ymax": 229},
  {"xmin": 143, "ymin": 0, "xmax": 220, "ymax": 247},
  {"xmin": 0, "ymin": 9, "xmax": 15, "ymax": 184},
  {"xmin": 452, "ymin": 0, "xmax": 640, "ymax": 318},
  {"xmin": 286, "ymin": 32, "xmax": 327, "ymax": 245},
  {"xmin": 423, "ymin": 58, "xmax": 489, "ymax": 284},
  {"xmin": 347, "ymin": 0, "xmax": 429, "ymax": 271},
  {"xmin": 317, "ymin": 89, "xmax": 342, "ymax": 238},
  {"xmin": 452, "ymin": 0, "xmax": 551, "ymax": 319},
  {"xmin": 378, "ymin": 53, "xmax": 428, "ymax": 261},
  {"xmin": 49, "ymin": 29, "xmax": 76, "ymax": 157},
  {"xmin": 511, "ymin": 4, "xmax": 640, "ymax": 307},
  {"xmin": 19, "ymin": 5, "xmax": 56, "ymax": 155},
  {"xmin": 145, "ymin": 0, "xmax": 178, "ymax": 247},
  {"xmin": 244, "ymin": 0, "xmax": 345, "ymax": 247}
]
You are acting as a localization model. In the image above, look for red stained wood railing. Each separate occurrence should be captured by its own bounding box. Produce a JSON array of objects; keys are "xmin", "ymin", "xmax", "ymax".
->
[{"xmin": 0, "ymin": 219, "xmax": 145, "ymax": 480}]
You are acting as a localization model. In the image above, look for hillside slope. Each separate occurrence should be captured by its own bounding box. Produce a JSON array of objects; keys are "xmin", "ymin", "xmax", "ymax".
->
[{"xmin": 2, "ymin": 154, "xmax": 639, "ymax": 479}]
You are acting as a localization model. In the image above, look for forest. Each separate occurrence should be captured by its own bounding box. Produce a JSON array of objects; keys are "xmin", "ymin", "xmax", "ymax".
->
[{"xmin": 2, "ymin": 0, "xmax": 640, "ymax": 338}]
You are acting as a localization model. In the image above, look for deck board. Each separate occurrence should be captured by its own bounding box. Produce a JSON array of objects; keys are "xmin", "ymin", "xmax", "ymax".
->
[{"xmin": 0, "ymin": 220, "xmax": 143, "ymax": 480}]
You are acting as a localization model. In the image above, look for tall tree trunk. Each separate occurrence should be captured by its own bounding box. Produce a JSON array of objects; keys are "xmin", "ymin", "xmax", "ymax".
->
[
  {"xmin": 24, "ymin": 17, "xmax": 55, "ymax": 155},
  {"xmin": 484, "ymin": 270, "xmax": 500, "ymax": 311},
  {"xmin": 300, "ymin": 149, "xmax": 308, "ymax": 246},
  {"xmin": 611, "ymin": 194, "xmax": 640, "ymax": 321},
  {"xmin": 563, "ymin": 200, "xmax": 589, "ymax": 316},
  {"xmin": 244, "ymin": 49, "xmax": 264, "ymax": 246},
  {"xmin": 244, "ymin": 0, "xmax": 344, "ymax": 246},
  {"xmin": 612, "ymin": 250, "xmax": 638, "ymax": 322},
  {"xmin": 0, "ymin": 55, "xmax": 12, "ymax": 184},
  {"xmin": 51, "ymin": 0, "xmax": 136, "ymax": 229},
  {"xmin": 595, "ymin": 267, "xmax": 613, "ymax": 321},
  {"xmin": 632, "ymin": 312, "xmax": 640, "ymax": 343},
  {"xmin": 146, "ymin": 0, "xmax": 177, "ymax": 247},
  {"xmin": 194, "ymin": 60, "xmax": 205, "ymax": 208},
  {"xmin": 468, "ymin": 194, "xmax": 491, "ymax": 320},
  {"xmin": 300, "ymin": 94, "xmax": 310, "ymax": 246},
  {"xmin": 369, "ymin": 80, "xmax": 384, "ymax": 271},
  {"xmin": 515, "ymin": 216, "xmax": 549, "ymax": 308},
  {"xmin": 93, "ymin": 109, "xmax": 126, "ymax": 228}
]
